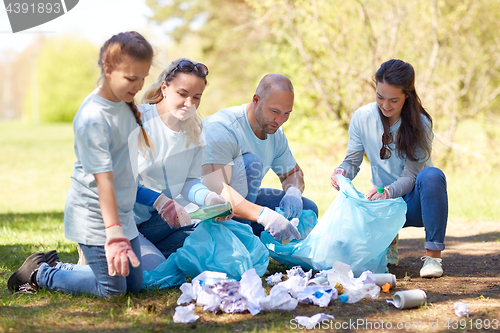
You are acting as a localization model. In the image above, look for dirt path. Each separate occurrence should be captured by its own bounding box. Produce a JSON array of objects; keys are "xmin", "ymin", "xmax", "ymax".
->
[{"xmin": 367, "ymin": 220, "xmax": 500, "ymax": 332}]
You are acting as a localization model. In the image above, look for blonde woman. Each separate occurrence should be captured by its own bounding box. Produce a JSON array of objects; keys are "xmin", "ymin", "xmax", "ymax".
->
[{"xmin": 133, "ymin": 58, "xmax": 230, "ymax": 264}]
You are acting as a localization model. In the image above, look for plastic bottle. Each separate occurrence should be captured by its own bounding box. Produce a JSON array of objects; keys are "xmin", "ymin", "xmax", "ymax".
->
[
  {"xmin": 339, "ymin": 289, "xmax": 367, "ymax": 303},
  {"xmin": 189, "ymin": 202, "xmax": 232, "ymax": 221},
  {"xmin": 371, "ymin": 187, "xmax": 386, "ymax": 201}
]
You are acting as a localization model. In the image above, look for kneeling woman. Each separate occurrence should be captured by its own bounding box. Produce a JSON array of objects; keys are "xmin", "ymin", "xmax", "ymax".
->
[
  {"xmin": 330, "ymin": 59, "xmax": 448, "ymax": 278},
  {"xmin": 134, "ymin": 58, "xmax": 230, "ymax": 268}
]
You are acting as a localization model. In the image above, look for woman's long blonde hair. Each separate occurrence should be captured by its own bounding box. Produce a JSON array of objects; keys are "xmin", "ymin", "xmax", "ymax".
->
[{"xmin": 141, "ymin": 58, "xmax": 206, "ymax": 148}]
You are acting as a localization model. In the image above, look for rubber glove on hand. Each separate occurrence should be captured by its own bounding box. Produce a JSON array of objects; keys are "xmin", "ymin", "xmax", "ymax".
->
[
  {"xmin": 279, "ymin": 186, "xmax": 303, "ymax": 219},
  {"xmin": 104, "ymin": 225, "xmax": 140, "ymax": 277},
  {"xmin": 365, "ymin": 186, "xmax": 390, "ymax": 201},
  {"xmin": 330, "ymin": 168, "xmax": 346, "ymax": 191},
  {"xmin": 204, "ymin": 192, "xmax": 234, "ymax": 222},
  {"xmin": 257, "ymin": 207, "xmax": 300, "ymax": 241},
  {"xmin": 153, "ymin": 194, "xmax": 192, "ymax": 228}
]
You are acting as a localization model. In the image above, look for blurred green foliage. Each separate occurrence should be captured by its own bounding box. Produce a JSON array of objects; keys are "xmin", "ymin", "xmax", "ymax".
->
[
  {"xmin": 145, "ymin": 0, "xmax": 500, "ymax": 167},
  {"xmin": 24, "ymin": 36, "xmax": 99, "ymax": 123}
]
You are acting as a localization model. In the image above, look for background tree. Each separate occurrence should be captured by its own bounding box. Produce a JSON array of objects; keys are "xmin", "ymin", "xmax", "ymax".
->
[
  {"xmin": 146, "ymin": 0, "xmax": 500, "ymax": 165},
  {"xmin": 24, "ymin": 36, "xmax": 99, "ymax": 123}
]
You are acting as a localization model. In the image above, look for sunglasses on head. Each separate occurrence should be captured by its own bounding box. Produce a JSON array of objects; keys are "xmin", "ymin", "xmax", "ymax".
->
[
  {"xmin": 380, "ymin": 132, "xmax": 393, "ymax": 160},
  {"xmin": 167, "ymin": 60, "xmax": 209, "ymax": 79}
]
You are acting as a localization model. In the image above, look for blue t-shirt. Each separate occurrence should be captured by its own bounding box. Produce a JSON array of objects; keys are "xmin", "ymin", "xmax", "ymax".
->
[
  {"xmin": 65, "ymin": 91, "xmax": 140, "ymax": 246},
  {"xmin": 346, "ymin": 102, "xmax": 432, "ymax": 187},
  {"xmin": 202, "ymin": 103, "xmax": 296, "ymax": 176},
  {"xmin": 133, "ymin": 103, "xmax": 209, "ymax": 224}
]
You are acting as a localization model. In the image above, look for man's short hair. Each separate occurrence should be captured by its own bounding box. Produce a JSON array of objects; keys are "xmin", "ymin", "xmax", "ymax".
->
[{"xmin": 255, "ymin": 74, "xmax": 294, "ymax": 100}]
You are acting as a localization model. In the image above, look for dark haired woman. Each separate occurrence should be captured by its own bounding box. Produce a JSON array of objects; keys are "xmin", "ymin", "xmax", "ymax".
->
[{"xmin": 330, "ymin": 59, "xmax": 448, "ymax": 278}]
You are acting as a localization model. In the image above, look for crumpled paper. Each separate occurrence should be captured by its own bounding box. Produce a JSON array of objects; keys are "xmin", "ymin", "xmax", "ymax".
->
[
  {"xmin": 287, "ymin": 266, "xmax": 312, "ymax": 280},
  {"xmin": 295, "ymin": 313, "xmax": 335, "ymax": 329},
  {"xmin": 173, "ymin": 304, "xmax": 199, "ymax": 324},
  {"xmin": 265, "ymin": 272, "xmax": 283, "ymax": 285},
  {"xmin": 454, "ymin": 301, "xmax": 469, "ymax": 317},
  {"xmin": 278, "ymin": 275, "xmax": 308, "ymax": 298},
  {"xmin": 177, "ymin": 282, "xmax": 196, "ymax": 305},
  {"xmin": 260, "ymin": 285, "xmax": 298, "ymax": 311},
  {"xmin": 239, "ymin": 268, "xmax": 266, "ymax": 315}
]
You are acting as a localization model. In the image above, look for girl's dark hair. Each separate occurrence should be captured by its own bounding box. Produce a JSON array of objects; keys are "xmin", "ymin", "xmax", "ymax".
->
[
  {"xmin": 375, "ymin": 59, "xmax": 433, "ymax": 161},
  {"xmin": 98, "ymin": 31, "xmax": 155, "ymax": 155}
]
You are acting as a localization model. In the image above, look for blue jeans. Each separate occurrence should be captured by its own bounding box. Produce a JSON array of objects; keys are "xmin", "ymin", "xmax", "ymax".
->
[
  {"xmin": 36, "ymin": 237, "xmax": 142, "ymax": 297},
  {"xmin": 403, "ymin": 167, "xmax": 448, "ymax": 251},
  {"xmin": 137, "ymin": 211, "xmax": 195, "ymax": 260},
  {"xmin": 231, "ymin": 153, "xmax": 319, "ymax": 237}
]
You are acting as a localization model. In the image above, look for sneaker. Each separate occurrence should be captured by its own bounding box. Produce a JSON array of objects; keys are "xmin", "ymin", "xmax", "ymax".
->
[
  {"xmin": 420, "ymin": 256, "xmax": 443, "ymax": 278},
  {"xmin": 7, "ymin": 252, "xmax": 46, "ymax": 293},
  {"xmin": 386, "ymin": 234, "xmax": 399, "ymax": 266},
  {"xmin": 45, "ymin": 250, "xmax": 60, "ymax": 268}
]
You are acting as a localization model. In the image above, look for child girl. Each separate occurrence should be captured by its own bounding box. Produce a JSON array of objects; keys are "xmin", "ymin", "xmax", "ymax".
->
[
  {"xmin": 330, "ymin": 59, "xmax": 448, "ymax": 278},
  {"xmin": 8, "ymin": 31, "xmax": 154, "ymax": 296},
  {"xmin": 133, "ymin": 58, "xmax": 231, "ymax": 266}
]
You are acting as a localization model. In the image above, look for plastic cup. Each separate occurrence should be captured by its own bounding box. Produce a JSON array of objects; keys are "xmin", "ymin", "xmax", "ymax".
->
[
  {"xmin": 371, "ymin": 273, "xmax": 396, "ymax": 288},
  {"xmin": 391, "ymin": 289, "xmax": 427, "ymax": 309},
  {"xmin": 306, "ymin": 276, "xmax": 328, "ymax": 286}
]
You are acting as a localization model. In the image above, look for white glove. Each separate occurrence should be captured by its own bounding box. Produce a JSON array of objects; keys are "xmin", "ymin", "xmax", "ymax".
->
[
  {"xmin": 204, "ymin": 192, "xmax": 226, "ymax": 205},
  {"xmin": 104, "ymin": 225, "xmax": 140, "ymax": 277},
  {"xmin": 257, "ymin": 207, "xmax": 300, "ymax": 241},
  {"xmin": 279, "ymin": 186, "xmax": 303, "ymax": 219},
  {"xmin": 153, "ymin": 194, "xmax": 192, "ymax": 228}
]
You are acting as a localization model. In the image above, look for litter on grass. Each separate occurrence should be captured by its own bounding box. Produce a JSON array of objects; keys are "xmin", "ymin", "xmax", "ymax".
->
[
  {"xmin": 173, "ymin": 261, "xmax": 383, "ymax": 323},
  {"xmin": 454, "ymin": 301, "xmax": 469, "ymax": 317}
]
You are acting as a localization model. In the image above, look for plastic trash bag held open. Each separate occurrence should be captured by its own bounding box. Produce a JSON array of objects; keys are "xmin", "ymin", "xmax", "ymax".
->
[
  {"xmin": 261, "ymin": 175, "xmax": 407, "ymax": 276},
  {"xmin": 176, "ymin": 220, "xmax": 270, "ymax": 280}
]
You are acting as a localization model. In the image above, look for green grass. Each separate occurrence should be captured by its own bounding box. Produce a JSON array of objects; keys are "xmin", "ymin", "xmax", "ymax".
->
[{"xmin": 1, "ymin": 121, "xmax": 499, "ymax": 332}]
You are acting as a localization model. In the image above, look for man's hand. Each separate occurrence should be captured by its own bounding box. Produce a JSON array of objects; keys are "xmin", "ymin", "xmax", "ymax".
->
[
  {"xmin": 257, "ymin": 207, "xmax": 300, "ymax": 241},
  {"xmin": 279, "ymin": 186, "xmax": 303, "ymax": 219},
  {"xmin": 204, "ymin": 192, "xmax": 234, "ymax": 222}
]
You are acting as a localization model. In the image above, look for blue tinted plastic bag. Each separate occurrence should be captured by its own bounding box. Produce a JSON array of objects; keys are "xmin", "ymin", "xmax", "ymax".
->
[
  {"xmin": 261, "ymin": 175, "xmax": 407, "ymax": 276},
  {"xmin": 275, "ymin": 207, "xmax": 317, "ymax": 239},
  {"xmin": 175, "ymin": 220, "xmax": 269, "ymax": 280},
  {"xmin": 142, "ymin": 253, "xmax": 186, "ymax": 290}
]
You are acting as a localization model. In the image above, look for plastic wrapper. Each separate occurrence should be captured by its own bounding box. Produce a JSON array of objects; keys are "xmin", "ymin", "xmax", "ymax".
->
[
  {"xmin": 454, "ymin": 301, "xmax": 469, "ymax": 317},
  {"xmin": 297, "ymin": 286, "xmax": 338, "ymax": 307},
  {"xmin": 295, "ymin": 313, "xmax": 335, "ymax": 329}
]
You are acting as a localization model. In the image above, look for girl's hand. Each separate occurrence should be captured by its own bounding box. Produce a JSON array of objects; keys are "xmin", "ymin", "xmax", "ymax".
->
[
  {"xmin": 365, "ymin": 186, "xmax": 390, "ymax": 201},
  {"xmin": 204, "ymin": 192, "xmax": 234, "ymax": 222},
  {"xmin": 104, "ymin": 225, "xmax": 140, "ymax": 276}
]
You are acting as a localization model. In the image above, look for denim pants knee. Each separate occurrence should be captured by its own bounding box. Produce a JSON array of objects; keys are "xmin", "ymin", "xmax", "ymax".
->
[
  {"xmin": 36, "ymin": 236, "xmax": 142, "ymax": 297},
  {"xmin": 231, "ymin": 153, "xmax": 319, "ymax": 237},
  {"xmin": 138, "ymin": 211, "xmax": 195, "ymax": 260},
  {"xmin": 403, "ymin": 167, "xmax": 448, "ymax": 251}
]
